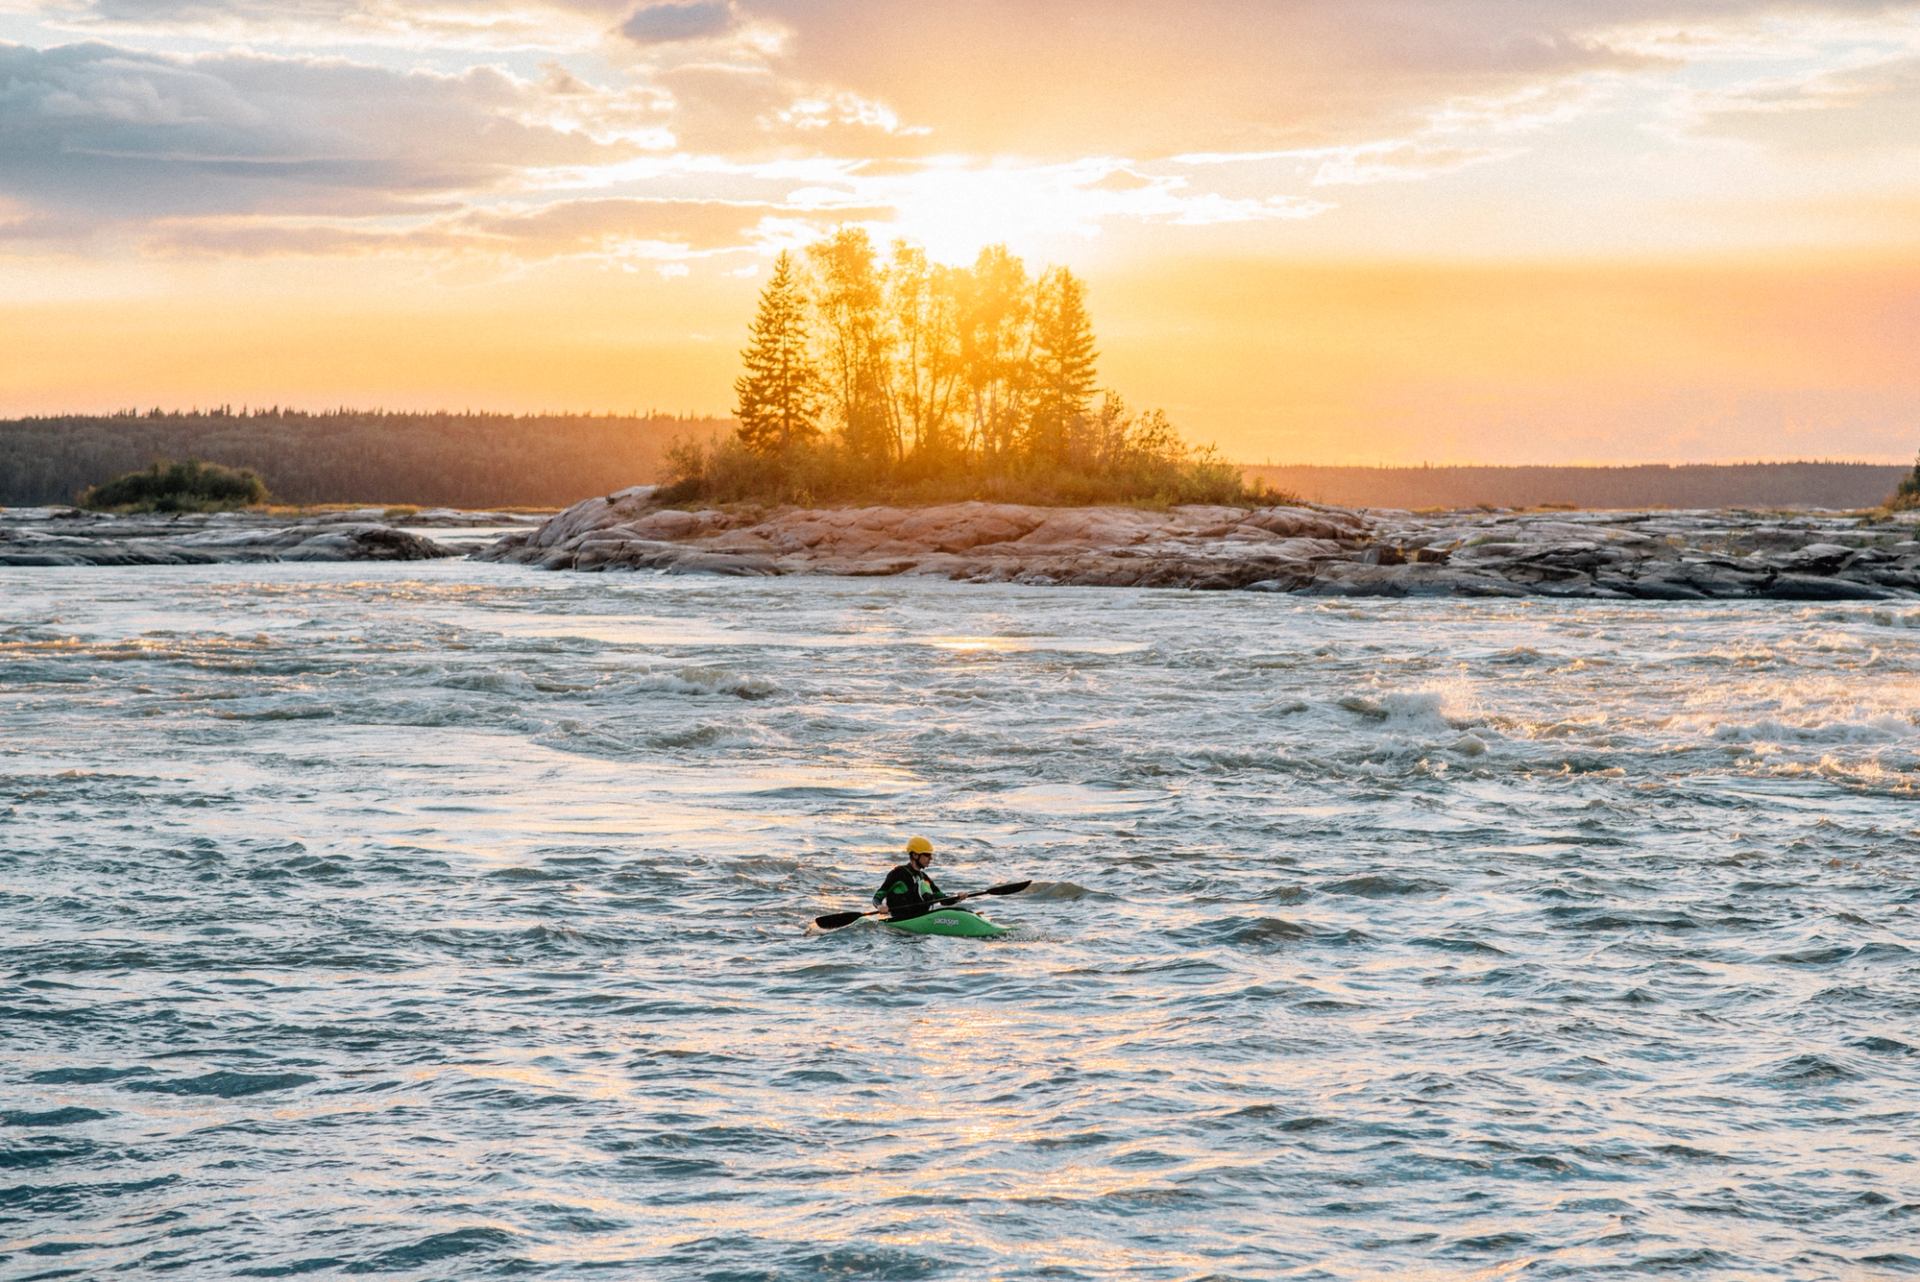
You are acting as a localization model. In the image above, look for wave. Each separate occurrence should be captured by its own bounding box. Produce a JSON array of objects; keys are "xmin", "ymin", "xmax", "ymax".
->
[
  {"xmin": 212, "ymin": 705, "xmax": 336, "ymax": 721},
  {"xmin": 646, "ymin": 720, "xmax": 778, "ymax": 751},
  {"xmin": 1, "ymin": 1106, "xmax": 111, "ymax": 1127},
  {"xmin": 359, "ymin": 1227, "xmax": 522, "ymax": 1271},
  {"xmin": 1709, "ymin": 713, "xmax": 1914, "ymax": 745},
  {"xmin": 1019, "ymin": 880, "xmax": 1097, "ymax": 901},
  {"xmin": 1744, "ymin": 1052, "xmax": 1864, "ymax": 1086},
  {"xmin": 1759, "ymin": 754, "xmax": 1918, "ymax": 795},
  {"xmin": 1339, "ymin": 688, "xmax": 1474, "ymax": 727},
  {"xmin": 124, "ymin": 1070, "xmax": 317, "ymax": 1098},
  {"xmin": 1491, "ymin": 645, "xmax": 1547, "ymax": 665},
  {"xmin": 615, "ymin": 664, "xmax": 782, "ymax": 701},
  {"xmin": 1169, "ymin": 915, "xmax": 1370, "ymax": 950},
  {"xmin": 1320, "ymin": 873, "xmax": 1446, "ymax": 898}
]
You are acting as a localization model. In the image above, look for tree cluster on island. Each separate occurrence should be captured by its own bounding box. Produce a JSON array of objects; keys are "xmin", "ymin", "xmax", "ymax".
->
[
  {"xmin": 79, "ymin": 459, "xmax": 271, "ymax": 512},
  {"xmin": 1893, "ymin": 454, "xmax": 1920, "ymax": 511},
  {"xmin": 666, "ymin": 228, "xmax": 1255, "ymax": 507}
]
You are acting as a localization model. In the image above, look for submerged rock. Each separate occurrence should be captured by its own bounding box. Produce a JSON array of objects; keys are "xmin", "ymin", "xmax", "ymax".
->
[{"xmin": 0, "ymin": 510, "xmax": 457, "ymax": 566}]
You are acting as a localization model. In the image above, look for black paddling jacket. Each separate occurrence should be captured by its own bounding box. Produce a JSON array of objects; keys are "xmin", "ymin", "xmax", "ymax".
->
[{"xmin": 873, "ymin": 863, "xmax": 944, "ymax": 919}]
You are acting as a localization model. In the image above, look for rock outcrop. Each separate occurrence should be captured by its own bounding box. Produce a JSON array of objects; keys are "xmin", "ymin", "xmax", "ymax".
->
[
  {"xmin": 477, "ymin": 496, "xmax": 1920, "ymax": 600},
  {"xmin": 0, "ymin": 509, "xmax": 458, "ymax": 567}
]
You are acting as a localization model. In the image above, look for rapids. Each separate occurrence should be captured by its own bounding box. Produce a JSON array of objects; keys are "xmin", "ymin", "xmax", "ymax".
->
[{"xmin": 3, "ymin": 561, "xmax": 1917, "ymax": 1279}]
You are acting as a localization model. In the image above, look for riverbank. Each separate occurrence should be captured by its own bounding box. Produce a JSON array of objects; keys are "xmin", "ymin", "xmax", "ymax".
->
[{"xmin": 478, "ymin": 489, "xmax": 1920, "ymax": 600}]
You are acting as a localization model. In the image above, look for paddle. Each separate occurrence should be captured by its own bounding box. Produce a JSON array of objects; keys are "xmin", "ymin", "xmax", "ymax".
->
[{"xmin": 813, "ymin": 880, "xmax": 1033, "ymax": 931}]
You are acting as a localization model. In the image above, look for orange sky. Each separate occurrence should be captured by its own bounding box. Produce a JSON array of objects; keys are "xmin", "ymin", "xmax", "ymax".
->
[{"xmin": 3, "ymin": 1, "xmax": 1919, "ymax": 463}]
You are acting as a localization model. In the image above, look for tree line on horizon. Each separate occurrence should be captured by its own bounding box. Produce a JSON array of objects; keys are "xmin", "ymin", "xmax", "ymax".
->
[
  {"xmin": 1247, "ymin": 460, "xmax": 1920, "ymax": 512},
  {"xmin": 0, "ymin": 409, "xmax": 726, "ymax": 508},
  {"xmin": 665, "ymin": 228, "xmax": 1249, "ymax": 506}
]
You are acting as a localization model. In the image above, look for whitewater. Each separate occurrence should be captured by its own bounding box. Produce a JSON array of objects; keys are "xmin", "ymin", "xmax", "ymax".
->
[{"xmin": 3, "ymin": 560, "xmax": 1917, "ymax": 1280}]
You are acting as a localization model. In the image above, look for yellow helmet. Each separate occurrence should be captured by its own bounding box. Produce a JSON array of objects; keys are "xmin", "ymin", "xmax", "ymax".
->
[{"xmin": 906, "ymin": 836, "xmax": 934, "ymax": 855}]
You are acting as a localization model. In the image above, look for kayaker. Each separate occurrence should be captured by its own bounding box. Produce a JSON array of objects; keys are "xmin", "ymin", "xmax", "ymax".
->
[{"xmin": 872, "ymin": 836, "xmax": 952, "ymax": 921}]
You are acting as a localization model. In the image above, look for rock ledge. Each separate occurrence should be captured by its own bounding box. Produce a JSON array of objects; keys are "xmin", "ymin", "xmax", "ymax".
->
[
  {"xmin": 0, "ymin": 509, "xmax": 458, "ymax": 567},
  {"xmin": 477, "ymin": 494, "xmax": 1920, "ymax": 600}
]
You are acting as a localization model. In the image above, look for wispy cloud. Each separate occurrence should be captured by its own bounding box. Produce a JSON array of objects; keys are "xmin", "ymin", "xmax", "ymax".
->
[
  {"xmin": 0, "ymin": 40, "xmax": 657, "ymax": 226},
  {"xmin": 617, "ymin": 1, "xmax": 734, "ymax": 46},
  {"xmin": 139, "ymin": 196, "xmax": 898, "ymax": 262}
]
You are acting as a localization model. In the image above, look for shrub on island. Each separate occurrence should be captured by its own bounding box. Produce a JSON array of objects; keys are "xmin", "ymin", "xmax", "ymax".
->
[
  {"xmin": 79, "ymin": 459, "xmax": 270, "ymax": 512},
  {"xmin": 665, "ymin": 228, "xmax": 1273, "ymax": 508},
  {"xmin": 1891, "ymin": 453, "xmax": 1920, "ymax": 512}
]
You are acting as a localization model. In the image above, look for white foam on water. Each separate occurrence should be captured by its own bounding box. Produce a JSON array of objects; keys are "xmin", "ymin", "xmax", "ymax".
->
[
  {"xmin": 4, "ymin": 557, "xmax": 1920, "ymax": 1281},
  {"xmin": 1339, "ymin": 684, "xmax": 1483, "ymax": 732}
]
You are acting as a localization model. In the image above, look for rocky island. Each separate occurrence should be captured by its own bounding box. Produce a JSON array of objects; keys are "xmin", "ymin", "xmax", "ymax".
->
[{"xmin": 477, "ymin": 488, "xmax": 1920, "ymax": 601}]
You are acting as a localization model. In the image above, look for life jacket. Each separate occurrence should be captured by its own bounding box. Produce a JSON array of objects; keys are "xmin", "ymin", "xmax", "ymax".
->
[{"xmin": 873, "ymin": 862, "xmax": 944, "ymax": 919}]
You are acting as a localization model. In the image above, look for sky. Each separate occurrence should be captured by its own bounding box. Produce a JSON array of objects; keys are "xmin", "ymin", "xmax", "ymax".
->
[{"xmin": 3, "ymin": 0, "xmax": 1919, "ymax": 464}]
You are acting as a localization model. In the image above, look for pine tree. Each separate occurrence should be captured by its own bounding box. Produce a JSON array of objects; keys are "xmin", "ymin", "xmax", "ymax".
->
[
  {"xmin": 734, "ymin": 251, "xmax": 823, "ymax": 455},
  {"xmin": 1026, "ymin": 266, "xmax": 1099, "ymax": 465}
]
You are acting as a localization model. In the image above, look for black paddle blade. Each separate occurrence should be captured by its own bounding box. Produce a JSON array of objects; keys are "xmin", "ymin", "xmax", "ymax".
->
[
  {"xmin": 979, "ymin": 880, "xmax": 1032, "ymax": 896},
  {"xmin": 813, "ymin": 910, "xmax": 868, "ymax": 930}
]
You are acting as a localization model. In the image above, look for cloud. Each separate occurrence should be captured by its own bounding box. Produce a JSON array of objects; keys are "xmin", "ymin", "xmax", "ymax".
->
[
  {"xmin": 16, "ymin": 0, "xmax": 625, "ymax": 48},
  {"xmin": 140, "ymin": 196, "xmax": 899, "ymax": 261},
  {"xmin": 1687, "ymin": 52, "xmax": 1920, "ymax": 153},
  {"xmin": 654, "ymin": 0, "xmax": 1914, "ymax": 160},
  {"xmin": 1310, "ymin": 142, "xmax": 1523, "ymax": 187},
  {"xmin": 1085, "ymin": 168, "xmax": 1160, "ymax": 193},
  {"xmin": 0, "ymin": 40, "xmax": 650, "ymax": 224},
  {"xmin": 20, "ymin": 0, "xmax": 1916, "ymax": 168},
  {"xmin": 644, "ymin": 62, "xmax": 936, "ymax": 160},
  {"xmin": 454, "ymin": 195, "xmax": 809, "ymax": 253},
  {"xmin": 8, "ymin": 0, "xmax": 1918, "ymax": 270},
  {"xmin": 617, "ymin": 1, "xmax": 733, "ymax": 46},
  {"xmin": 710, "ymin": 0, "xmax": 1650, "ymax": 158}
]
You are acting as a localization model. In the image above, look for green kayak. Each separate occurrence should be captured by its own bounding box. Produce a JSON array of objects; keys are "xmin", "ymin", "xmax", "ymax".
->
[{"xmin": 883, "ymin": 909, "xmax": 1011, "ymax": 938}]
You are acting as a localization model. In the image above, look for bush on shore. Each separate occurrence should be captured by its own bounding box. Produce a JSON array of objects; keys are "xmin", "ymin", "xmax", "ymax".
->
[
  {"xmin": 1891, "ymin": 454, "xmax": 1920, "ymax": 511},
  {"xmin": 79, "ymin": 459, "xmax": 270, "ymax": 512}
]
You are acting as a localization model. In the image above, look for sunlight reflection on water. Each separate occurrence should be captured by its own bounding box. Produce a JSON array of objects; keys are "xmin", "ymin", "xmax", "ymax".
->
[{"xmin": 2, "ymin": 560, "xmax": 1917, "ymax": 1279}]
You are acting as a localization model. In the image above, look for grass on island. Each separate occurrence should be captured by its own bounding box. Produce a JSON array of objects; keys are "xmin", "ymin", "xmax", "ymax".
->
[
  {"xmin": 658, "ymin": 433, "xmax": 1278, "ymax": 509},
  {"xmin": 79, "ymin": 460, "xmax": 269, "ymax": 513}
]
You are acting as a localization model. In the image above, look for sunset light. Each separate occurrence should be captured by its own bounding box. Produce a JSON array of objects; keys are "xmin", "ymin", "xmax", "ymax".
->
[
  {"xmin": 3, "ymin": 1, "xmax": 1917, "ymax": 462},
  {"xmin": 6, "ymin": 6, "xmax": 1920, "ymax": 1280},
  {"xmin": 883, "ymin": 162, "xmax": 1104, "ymax": 265}
]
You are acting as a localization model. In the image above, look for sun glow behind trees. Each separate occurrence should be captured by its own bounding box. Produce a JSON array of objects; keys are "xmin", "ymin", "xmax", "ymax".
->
[{"xmin": 674, "ymin": 227, "xmax": 1247, "ymax": 505}]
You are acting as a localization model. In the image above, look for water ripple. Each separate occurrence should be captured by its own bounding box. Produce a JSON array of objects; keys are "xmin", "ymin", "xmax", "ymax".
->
[{"xmin": 1, "ymin": 562, "xmax": 1916, "ymax": 1279}]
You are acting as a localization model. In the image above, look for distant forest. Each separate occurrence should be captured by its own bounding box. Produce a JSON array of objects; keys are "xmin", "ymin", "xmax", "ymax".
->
[
  {"xmin": 1247, "ymin": 463, "xmax": 1912, "ymax": 511},
  {"xmin": 0, "ymin": 408, "xmax": 728, "ymax": 507},
  {"xmin": 3, "ymin": 409, "xmax": 1909, "ymax": 512}
]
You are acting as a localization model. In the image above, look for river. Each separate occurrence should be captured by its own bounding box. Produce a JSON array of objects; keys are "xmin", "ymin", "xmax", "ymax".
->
[{"xmin": 3, "ymin": 561, "xmax": 1917, "ymax": 1279}]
